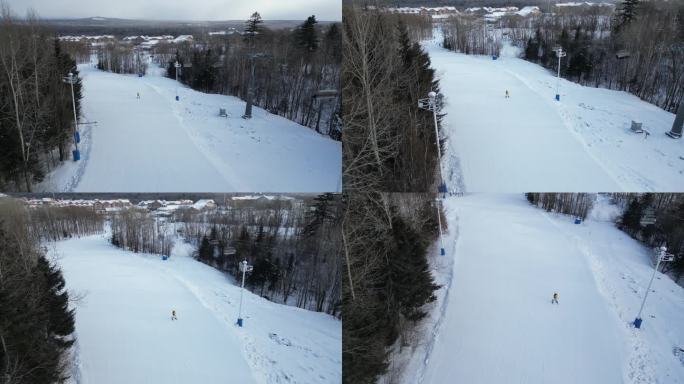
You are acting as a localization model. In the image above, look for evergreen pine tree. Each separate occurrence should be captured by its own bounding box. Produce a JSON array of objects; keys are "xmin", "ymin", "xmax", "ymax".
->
[
  {"xmin": 296, "ymin": 15, "xmax": 319, "ymax": 53},
  {"xmin": 386, "ymin": 216, "xmax": 439, "ymax": 322},
  {"xmin": 199, "ymin": 235, "xmax": 212, "ymax": 261},
  {"xmin": 0, "ymin": 223, "xmax": 75, "ymax": 383},
  {"xmin": 621, "ymin": 194, "xmax": 653, "ymax": 236},
  {"xmin": 303, "ymin": 193, "xmax": 338, "ymax": 238},
  {"xmin": 615, "ymin": 0, "xmax": 639, "ymax": 30},
  {"xmin": 37, "ymin": 256, "xmax": 76, "ymax": 347},
  {"xmin": 525, "ymin": 37, "xmax": 539, "ymax": 62},
  {"xmin": 244, "ymin": 12, "xmax": 263, "ymax": 49},
  {"xmin": 324, "ymin": 23, "xmax": 342, "ymax": 63},
  {"xmin": 268, "ymin": 257, "xmax": 281, "ymax": 292},
  {"xmin": 247, "ymin": 256, "xmax": 272, "ymax": 295},
  {"xmin": 567, "ymin": 28, "xmax": 589, "ymax": 80}
]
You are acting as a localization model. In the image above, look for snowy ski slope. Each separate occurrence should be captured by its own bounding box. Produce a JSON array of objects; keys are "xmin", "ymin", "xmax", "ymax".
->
[
  {"xmin": 39, "ymin": 61, "xmax": 341, "ymax": 192},
  {"xmin": 398, "ymin": 195, "xmax": 684, "ymax": 384},
  {"xmin": 50, "ymin": 235, "xmax": 341, "ymax": 384},
  {"xmin": 425, "ymin": 31, "xmax": 684, "ymax": 192}
]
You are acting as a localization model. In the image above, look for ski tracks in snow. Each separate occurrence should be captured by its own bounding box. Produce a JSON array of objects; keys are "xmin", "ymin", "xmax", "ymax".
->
[
  {"xmin": 159, "ymin": 258, "xmax": 312, "ymax": 384},
  {"xmin": 141, "ymin": 82, "xmax": 243, "ymax": 191},
  {"xmin": 500, "ymin": 67, "xmax": 627, "ymax": 191},
  {"xmin": 416, "ymin": 208, "xmax": 461, "ymax": 384},
  {"xmin": 437, "ymin": 94, "xmax": 466, "ymax": 193},
  {"xmin": 540, "ymin": 212, "xmax": 657, "ymax": 384}
]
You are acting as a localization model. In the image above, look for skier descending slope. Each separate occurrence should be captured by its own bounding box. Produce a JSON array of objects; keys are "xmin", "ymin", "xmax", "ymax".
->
[
  {"xmin": 423, "ymin": 33, "xmax": 626, "ymax": 191},
  {"xmin": 422, "ymin": 195, "xmax": 624, "ymax": 384},
  {"xmin": 551, "ymin": 292, "xmax": 559, "ymax": 304},
  {"xmin": 50, "ymin": 62, "xmax": 342, "ymax": 193}
]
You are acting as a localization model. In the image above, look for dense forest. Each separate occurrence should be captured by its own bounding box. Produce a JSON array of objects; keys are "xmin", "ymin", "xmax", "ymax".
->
[
  {"xmin": 343, "ymin": 192, "xmax": 441, "ymax": 384},
  {"xmin": 188, "ymin": 194, "xmax": 342, "ymax": 315},
  {"xmin": 108, "ymin": 195, "xmax": 342, "ymax": 315},
  {"xmin": 525, "ymin": 192, "xmax": 595, "ymax": 219},
  {"xmin": 343, "ymin": 6, "xmax": 442, "ymax": 192},
  {"xmin": 157, "ymin": 13, "xmax": 342, "ymax": 136},
  {"xmin": 0, "ymin": 5, "xmax": 83, "ymax": 192},
  {"xmin": 0, "ymin": 198, "xmax": 80, "ymax": 384},
  {"xmin": 525, "ymin": 193, "xmax": 684, "ymax": 284},
  {"xmin": 96, "ymin": 43, "xmax": 147, "ymax": 75},
  {"xmin": 441, "ymin": 0, "xmax": 684, "ymax": 112},
  {"xmin": 110, "ymin": 208, "xmax": 175, "ymax": 256},
  {"xmin": 613, "ymin": 193, "xmax": 684, "ymax": 283},
  {"xmin": 367, "ymin": 0, "xmax": 585, "ymax": 7},
  {"xmin": 48, "ymin": 19, "xmax": 304, "ymax": 38},
  {"xmin": 342, "ymin": 6, "xmax": 445, "ymax": 383}
]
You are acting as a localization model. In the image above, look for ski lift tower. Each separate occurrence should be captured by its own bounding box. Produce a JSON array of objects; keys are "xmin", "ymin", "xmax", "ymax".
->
[
  {"xmin": 242, "ymin": 53, "xmax": 269, "ymax": 119},
  {"xmin": 418, "ymin": 91, "xmax": 447, "ymax": 256},
  {"xmin": 312, "ymin": 89, "xmax": 339, "ymax": 134},
  {"xmin": 667, "ymin": 102, "xmax": 684, "ymax": 139},
  {"xmin": 174, "ymin": 61, "xmax": 181, "ymax": 101},
  {"xmin": 640, "ymin": 207, "xmax": 657, "ymax": 227},
  {"xmin": 237, "ymin": 260, "xmax": 253, "ymax": 327},
  {"xmin": 553, "ymin": 46, "xmax": 566, "ymax": 101},
  {"xmin": 633, "ymin": 246, "xmax": 674, "ymax": 329},
  {"xmin": 418, "ymin": 91, "xmax": 446, "ymax": 194},
  {"xmin": 62, "ymin": 72, "xmax": 80, "ymax": 161}
]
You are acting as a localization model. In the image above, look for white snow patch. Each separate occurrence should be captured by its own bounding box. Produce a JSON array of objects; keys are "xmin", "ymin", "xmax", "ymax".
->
[
  {"xmin": 38, "ymin": 57, "xmax": 341, "ymax": 192},
  {"xmin": 588, "ymin": 195, "xmax": 624, "ymax": 222},
  {"xmin": 397, "ymin": 194, "xmax": 684, "ymax": 384},
  {"xmin": 423, "ymin": 29, "xmax": 683, "ymax": 192},
  {"xmin": 51, "ymin": 234, "xmax": 341, "ymax": 384}
]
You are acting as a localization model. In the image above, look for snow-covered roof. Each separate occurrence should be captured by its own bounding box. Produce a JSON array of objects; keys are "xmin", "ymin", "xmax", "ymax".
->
[
  {"xmin": 23, "ymin": 198, "xmax": 133, "ymax": 208},
  {"xmin": 58, "ymin": 35, "xmax": 115, "ymax": 42},
  {"xmin": 192, "ymin": 199, "xmax": 216, "ymax": 210},
  {"xmin": 517, "ymin": 6, "xmax": 541, "ymax": 16},
  {"xmin": 173, "ymin": 35, "xmax": 194, "ymax": 43},
  {"xmin": 555, "ymin": 2, "xmax": 614, "ymax": 7},
  {"xmin": 231, "ymin": 195, "xmax": 295, "ymax": 201},
  {"xmin": 209, "ymin": 30, "xmax": 236, "ymax": 36},
  {"xmin": 387, "ymin": 6, "xmax": 458, "ymax": 14},
  {"xmin": 463, "ymin": 6, "xmax": 541, "ymax": 20}
]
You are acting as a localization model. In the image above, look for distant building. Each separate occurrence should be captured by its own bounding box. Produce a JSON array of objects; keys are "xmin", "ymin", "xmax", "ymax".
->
[{"xmin": 193, "ymin": 199, "xmax": 217, "ymax": 211}]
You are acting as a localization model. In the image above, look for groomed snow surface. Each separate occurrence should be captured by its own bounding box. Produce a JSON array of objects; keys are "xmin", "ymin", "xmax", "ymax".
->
[
  {"xmin": 39, "ymin": 59, "xmax": 341, "ymax": 192},
  {"xmin": 425, "ymin": 30, "xmax": 684, "ymax": 192},
  {"xmin": 391, "ymin": 194, "xmax": 684, "ymax": 384},
  {"xmin": 49, "ymin": 234, "xmax": 341, "ymax": 384}
]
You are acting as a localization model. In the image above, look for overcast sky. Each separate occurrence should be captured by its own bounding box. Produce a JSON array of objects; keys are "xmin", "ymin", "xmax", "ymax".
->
[{"xmin": 5, "ymin": 0, "xmax": 341, "ymax": 21}]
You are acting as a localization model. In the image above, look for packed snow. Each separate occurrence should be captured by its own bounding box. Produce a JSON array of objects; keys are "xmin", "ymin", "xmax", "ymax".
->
[
  {"xmin": 424, "ymin": 30, "xmax": 684, "ymax": 192},
  {"xmin": 555, "ymin": 2, "xmax": 614, "ymax": 8},
  {"xmin": 50, "ymin": 234, "xmax": 341, "ymax": 384},
  {"xmin": 389, "ymin": 194, "xmax": 684, "ymax": 384},
  {"xmin": 517, "ymin": 6, "xmax": 540, "ymax": 16},
  {"xmin": 58, "ymin": 35, "xmax": 115, "ymax": 41},
  {"xmin": 172, "ymin": 35, "xmax": 193, "ymax": 43},
  {"xmin": 38, "ymin": 58, "xmax": 341, "ymax": 192}
]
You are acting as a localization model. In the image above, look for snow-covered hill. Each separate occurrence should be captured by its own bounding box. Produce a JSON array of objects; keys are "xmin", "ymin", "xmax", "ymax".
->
[
  {"xmin": 50, "ymin": 234, "xmax": 341, "ymax": 383},
  {"xmin": 392, "ymin": 194, "xmax": 684, "ymax": 384},
  {"xmin": 425, "ymin": 31, "xmax": 683, "ymax": 192},
  {"xmin": 39, "ymin": 60, "xmax": 341, "ymax": 192}
]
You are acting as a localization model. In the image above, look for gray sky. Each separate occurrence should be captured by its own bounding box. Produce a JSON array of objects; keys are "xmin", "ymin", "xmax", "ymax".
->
[{"xmin": 5, "ymin": 0, "xmax": 341, "ymax": 21}]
